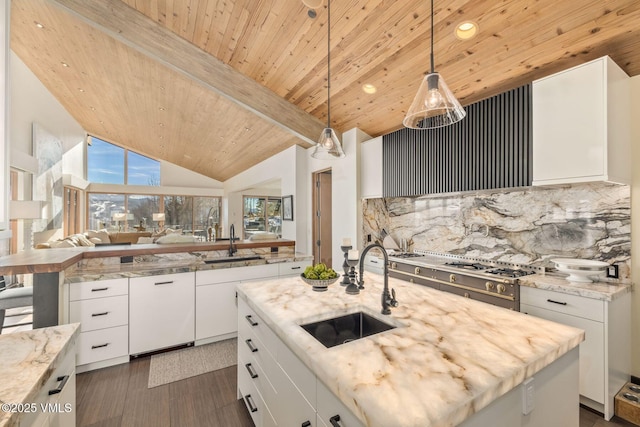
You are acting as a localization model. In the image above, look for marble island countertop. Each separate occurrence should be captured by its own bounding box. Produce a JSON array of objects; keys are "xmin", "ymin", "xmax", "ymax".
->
[
  {"xmin": 0, "ymin": 324, "xmax": 79, "ymax": 427},
  {"xmin": 237, "ymin": 273, "xmax": 584, "ymax": 427}
]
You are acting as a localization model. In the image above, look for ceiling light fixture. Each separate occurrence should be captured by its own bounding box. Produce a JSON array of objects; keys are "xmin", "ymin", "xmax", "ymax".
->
[
  {"xmin": 35, "ymin": 22, "xmax": 44, "ymax": 29},
  {"xmin": 61, "ymin": 62, "xmax": 69, "ymax": 67},
  {"xmin": 403, "ymin": 0, "xmax": 466, "ymax": 129},
  {"xmin": 362, "ymin": 83, "xmax": 377, "ymax": 94},
  {"xmin": 311, "ymin": 0, "xmax": 345, "ymax": 159},
  {"xmin": 455, "ymin": 21, "xmax": 478, "ymax": 40}
]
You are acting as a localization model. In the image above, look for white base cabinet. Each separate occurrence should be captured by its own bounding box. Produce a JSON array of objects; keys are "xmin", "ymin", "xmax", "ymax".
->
[
  {"xmin": 129, "ymin": 272, "xmax": 195, "ymax": 355},
  {"xmin": 532, "ymin": 55, "xmax": 630, "ymax": 185},
  {"xmin": 521, "ymin": 286, "xmax": 630, "ymax": 420},
  {"xmin": 238, "ymin": 298, "xmax": 363, "ymax": 427},
  {"xmin": 68, "ymin": 278, "xmax": 129, "ymax": 369}
]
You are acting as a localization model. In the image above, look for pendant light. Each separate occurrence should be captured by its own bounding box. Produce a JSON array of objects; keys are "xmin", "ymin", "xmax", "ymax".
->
[
  {"xmin": 311, "ymin": 0, "xmax": 345, "ymax": 159},
  {"xmin": 403, "ymin": 0, "xmax": 466, "ymax": 129}
]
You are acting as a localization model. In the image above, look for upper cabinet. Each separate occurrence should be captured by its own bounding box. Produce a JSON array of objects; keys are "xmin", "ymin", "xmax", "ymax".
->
[
  {"xmin": 360, "ymin": 136, "xmax": 383, "ymax": 199},
  {"xmin": 532, "ymin": 56, "xmax": 630, "ymax": 186}
]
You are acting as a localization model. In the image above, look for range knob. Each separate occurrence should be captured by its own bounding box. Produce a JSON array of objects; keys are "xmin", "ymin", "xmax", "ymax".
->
[
  {"xmin": 410, "ymin": 278, "xmax": 415, "ymax": 283},
  {"xmin": 485, "ymin": 281, "xmax": 495, "ymax": 291},
  {"xmin": 415, "ymin": 267, "xmax": 421, "ymax": 275},
  {"xmin": 496, "ymin": 284, "xmax": 506, "ymax": 294},
  {"xmin": 391, "ymin": 262, "xmax": 397, "ymax": 269},
  {"xmin": 464, "ymin": 292, "xmax": 470, "ymax": 298},
  {"xmin": 449, "ymin": 274, "xmax": 456, "ymax": 283}
]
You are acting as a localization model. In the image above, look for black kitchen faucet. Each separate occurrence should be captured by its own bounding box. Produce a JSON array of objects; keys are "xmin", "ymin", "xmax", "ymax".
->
[{"xmin": 358, "ymin": 243, "xmax": 398, "ymax": 315}]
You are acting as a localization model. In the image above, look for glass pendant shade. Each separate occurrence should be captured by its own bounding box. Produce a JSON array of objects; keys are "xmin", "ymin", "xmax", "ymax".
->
[
  {"xmin": 403, "ymin": 72, "xmax": 466, "ymax": 129},
  {"xmin": 311, "ymin": 127, "xmax": 345, "ymax": 159}
]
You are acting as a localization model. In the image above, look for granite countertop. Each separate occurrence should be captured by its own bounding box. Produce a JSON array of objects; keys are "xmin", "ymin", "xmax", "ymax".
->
[
  {"xmin": 65, "ymin": 252, "xmax": 313, "ymax": 283},
  {"xmin": 0, "ymin": 239, "xmax": 296, "ymax": 275},
  {"xmin": 519, "ymin": 273, "xmax": 632, "ymax": 302},
  {"xmin": 0, "ymin": 324, "xmax": 80, "ymax": 427},
  {"xmin": 237, "ymin": 273, "xmax": 584, "ymax": 427}
]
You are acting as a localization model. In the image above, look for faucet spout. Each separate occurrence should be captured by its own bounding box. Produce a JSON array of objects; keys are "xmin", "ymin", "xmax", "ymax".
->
[
  {"xmin": 358, "ymin": 243, "xmax": 398, "ymax": 315},
  {"xmin": 229, "ymin": 224, "xmax": 237, "ymax": 257}
]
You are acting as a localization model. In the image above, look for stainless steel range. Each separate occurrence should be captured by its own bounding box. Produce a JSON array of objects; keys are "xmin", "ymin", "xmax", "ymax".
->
[{"xmin": 387, "ymin": 252, "xmax": 541, "ymax": 311}]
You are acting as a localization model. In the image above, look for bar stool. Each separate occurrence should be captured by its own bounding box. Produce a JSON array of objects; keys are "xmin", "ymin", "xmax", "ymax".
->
[{"xmin": 0, "ymin": 276, "xmax": 34, "ymax": 334}]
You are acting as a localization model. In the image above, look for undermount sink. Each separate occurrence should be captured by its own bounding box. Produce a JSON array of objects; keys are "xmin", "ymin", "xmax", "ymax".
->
[
  {"xmin": 204, "ymin": 255, "xmax": 263, "ymax": 264},
  {"xmin": 300, "ymin": 311, "xmax": 396, "ymax": 348}
]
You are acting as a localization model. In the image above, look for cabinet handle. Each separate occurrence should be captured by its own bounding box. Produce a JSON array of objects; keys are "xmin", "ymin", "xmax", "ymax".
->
[
  {"xmin": 329, "ymin": 415, "xmax": 342, "ymax": 426},
  {"xmin": 48, "ymin": 375, "xmax": 70, "ymax": 395},
  {"xmin": 91, "ymin": 287, "xmax": 108, "ymax": 292},
  {"xmin": 546, "ymin": 299, "xmax": 568, "ymax": 306},
  {"xmin": 91, "ymin": 311, "xmax": 110, "ymax": 317},
  {"xmin": 91, "ymin": 343, "xmax": 110, "ymax": 349},
  {"xmin": 245, "ymin": 363, "xmax": 258, "ymax": 379},
  {"xmin": 155, "ymin": 281, "xmax": 174, "ymax": 286},
  {"xmin": 245, "ymin": 315, "xmax": 259, "ymax": 326},
  {"xmin": 302, "ymin": 422, "xmax": 311, "ymax": 427},
  {"xmin": 244, "ymin": 394, "xmax": 258, "ymax": 413},
  {"xmin": 245, "ymin": 339, "xmax": 258, "ymax": 353},
  {"xmin": 291, "ymin": 266, "xmax": 302, "ymax": 270}
]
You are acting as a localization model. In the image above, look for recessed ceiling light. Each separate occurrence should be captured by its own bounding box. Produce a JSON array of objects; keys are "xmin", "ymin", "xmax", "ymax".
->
[
  {"xmin": 61, "ymin": 62, "xmax": 69, "ymax": 67},
  {"xmin": 159, "ymin": 107, "xmax": 165, "ymax": 111},
  {"xmin": 455, "ymin": 21, "xmax": 478, "ymax": 40},
  {"xmin": 362, "ymin": 84, "xmax": 377, "ymax": 94},
  {"xmin": 35, "ymin": 22, "xmax": 44, "ymax": 29},
  {"xmin": 159, "ymin": 135, "xmax": 164, "ymax": 139},
  {"xmin": 78, "ymin": 88, "xmax": 85, "ymax": 92},
  {"xmin": 159, "ymin": 123, "xmax": 164, "ymax": 127},
  {"xmin": 90, "ymin": 106, "xmax": 96, "ymax": 111}
]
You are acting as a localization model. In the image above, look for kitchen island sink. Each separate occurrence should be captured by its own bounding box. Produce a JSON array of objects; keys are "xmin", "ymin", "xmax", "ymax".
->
[{"xmin": 300, "ymin": 311, "xmax": 396, "ymax": 348}]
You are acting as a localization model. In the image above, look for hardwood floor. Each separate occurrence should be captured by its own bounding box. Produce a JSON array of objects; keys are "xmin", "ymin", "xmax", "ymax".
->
[
  {"xmin": 76, "ymin": 358, "xmax": 253, "ymax": 427},
  {"xmin": 77, "ymin": 358, "xmax": 636, "ymax": 427}
]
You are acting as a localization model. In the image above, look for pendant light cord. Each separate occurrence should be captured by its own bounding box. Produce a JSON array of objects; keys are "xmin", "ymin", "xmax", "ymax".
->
[
  {"xmin": 430, "ymin": 0, "xmax": 434, "ymax": 73},
  {"xmin": 327, "ymin": 0, "xmax": 331, "ymax": 128}
]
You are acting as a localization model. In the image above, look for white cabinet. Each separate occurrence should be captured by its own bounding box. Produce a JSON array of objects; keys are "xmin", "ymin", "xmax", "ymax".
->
[
  {"xmin": 278, "ymin": 260, "xmax": 312, "ymax": 277},
  {"xmin": 520, "ymin": 286, "xmax": 630, "ymax": 419},
  {"xmin": 129, "ymin": 272, "xmax": 195, "ymax": 355},
  {"xmin": 532, "ymin": 56, "xmax": 630, "ymax": 185},
  {"xmin": 360, "ymin": 136, "xmax": 383, "ymax": 199},
  {"xmin": 195, "ymin": 264, "xmax": 278, "ymax": 342},
  {"xmin": 20, "ymin": 343, "xmax": 76, "ymax": 427},
  {"xmin": 68, "ymin": 278, "xmax": 129, "ymax": 370},
  {"xmin": 237, "ymin": 297, "xmax": 362, "ymax": 427}
]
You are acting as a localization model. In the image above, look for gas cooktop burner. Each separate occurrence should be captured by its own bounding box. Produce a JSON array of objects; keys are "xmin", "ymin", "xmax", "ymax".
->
[
  {"xmin": 393, "ymin": 253, "xmax": 426, "ymax": 258},
  {"xmin": 445, "ymin": 261, "xmax": 492, "ymax": 270},
  {"xmin": 486, "ymin": 268, "xmax": 535, "ymax": 278}
]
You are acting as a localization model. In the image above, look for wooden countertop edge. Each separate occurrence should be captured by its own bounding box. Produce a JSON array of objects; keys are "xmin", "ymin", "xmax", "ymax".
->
[{"xmin": 0, "ymin": 240, "xmax": 295, "ymax": 275}]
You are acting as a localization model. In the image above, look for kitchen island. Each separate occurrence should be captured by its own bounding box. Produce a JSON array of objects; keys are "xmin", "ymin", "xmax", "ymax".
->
[{"xmin": 237, "ymin": 272, "xmax": 584, "ymax": 427}]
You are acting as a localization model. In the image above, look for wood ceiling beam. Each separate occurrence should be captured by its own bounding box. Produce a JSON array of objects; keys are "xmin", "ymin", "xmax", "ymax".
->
[{"xmin": 47, "ymin": 0, "xmax": 330, "ymax": 146}]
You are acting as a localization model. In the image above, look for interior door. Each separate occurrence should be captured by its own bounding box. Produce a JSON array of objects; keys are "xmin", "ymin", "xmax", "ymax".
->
[{"xmin": 312, "ymin": 170, "xmax": 332, "ymax": 266}]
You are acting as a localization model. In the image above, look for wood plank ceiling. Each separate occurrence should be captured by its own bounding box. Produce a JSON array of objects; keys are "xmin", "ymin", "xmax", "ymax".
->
[{"xmin": 9, "ymin": 0, "xmax": 640, "ymax": 182}]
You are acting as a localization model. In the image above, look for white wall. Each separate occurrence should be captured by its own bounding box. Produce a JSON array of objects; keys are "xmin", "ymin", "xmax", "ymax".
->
[
  {"xmin": 161, "ymin": 161, "xmax": 224, "ymax": 189},
  {"xmin": 630, "ymin": 74, "xmax": 640, "ymax": 377},
  {"xmin": 224, "ymin": 145, "xmax": 305, "ymax": 243},
  {"xmin": 306, "ymin": 128, "xmax": 370, "ymax": 269}
]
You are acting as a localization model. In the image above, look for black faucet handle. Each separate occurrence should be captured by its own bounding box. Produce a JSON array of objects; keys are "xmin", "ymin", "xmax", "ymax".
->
[{"xmin": 390, "ymin": 288, "xmax": 398, "ymax": 307}]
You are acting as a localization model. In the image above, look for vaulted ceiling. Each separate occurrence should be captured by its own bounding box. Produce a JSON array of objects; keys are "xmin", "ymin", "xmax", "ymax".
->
[{"xmin": 10, "ymin": 0, "xmax": 640, "ymax": 181}]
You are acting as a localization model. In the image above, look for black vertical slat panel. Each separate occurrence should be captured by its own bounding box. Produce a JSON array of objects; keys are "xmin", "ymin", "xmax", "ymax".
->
[{"xmin": 381, "ymin": 84, "xmax": 531, "ymax": 197}]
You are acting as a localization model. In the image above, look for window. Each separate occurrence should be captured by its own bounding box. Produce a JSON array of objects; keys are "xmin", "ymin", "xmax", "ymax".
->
[
  {"xmin": 87, "ymin": 192, "xmax": 220, "ymax": 237},
  {"xmin": 87, "ymin": 136, "xmax": 160, "ymax": 186},
  {"xmin": 243, "ymin": 196, "xmax": 281, "ymax": 239}
]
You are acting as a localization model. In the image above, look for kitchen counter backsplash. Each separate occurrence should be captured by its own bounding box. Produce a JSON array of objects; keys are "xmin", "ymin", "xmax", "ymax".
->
[{"xmin": 363, "ymin": 182, "xmax": 631, "ymax": 280}]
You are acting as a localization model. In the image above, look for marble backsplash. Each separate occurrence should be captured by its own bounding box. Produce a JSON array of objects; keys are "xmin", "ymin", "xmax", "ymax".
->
[{"xmin": 363, "ymin": 183, "xmax": 631, "ymax": 280}]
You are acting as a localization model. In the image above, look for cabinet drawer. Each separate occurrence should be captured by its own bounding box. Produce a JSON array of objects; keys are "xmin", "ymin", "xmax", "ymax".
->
[
  {"xmin": 69, "ymin": 295, "xmax": 128, "ymax": 332},
  {"xmin": 238, "ymin": 364, "xmax": 276, "ymax": 427},
  {"xmin": 274, "ymin": 337, "xmax": 316, "ymax": 407},
  {"xmin": 520, "ymin": 286, "xmax": 604, "ymax": 322},
  {"xmin": 69, "ymin": 278, "xmax": 128, "ymax": 301},
  {"xmin": 317, "ymin": 380, "xmax": 365, "ymax": 427},
  {"xmin": 76, "ymin": 325, "xmax": 128, "ymax": 366},
  {"xmin": 129, "ymin": 271, "xmax": 194, "ymax": 288},
  {"xmin": 196, "ymin": 264, "xmax": 279, "ymax": 285},
  {"xmin": 278, "ymin": 261, "xmax": 311, "ymax": 277},
  {"xmin": 238, "ymin": 298, "xmax": 278, "ymax": 357},
  {"xmin": 238, "ymin": 334, "xmax": 278, "ymax": 413}
]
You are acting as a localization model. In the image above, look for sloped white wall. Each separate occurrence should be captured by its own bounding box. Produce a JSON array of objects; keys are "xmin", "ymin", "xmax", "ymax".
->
[{"xmin": 630, "ymin": 74, "xmax": 640, "ymax": 377}]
